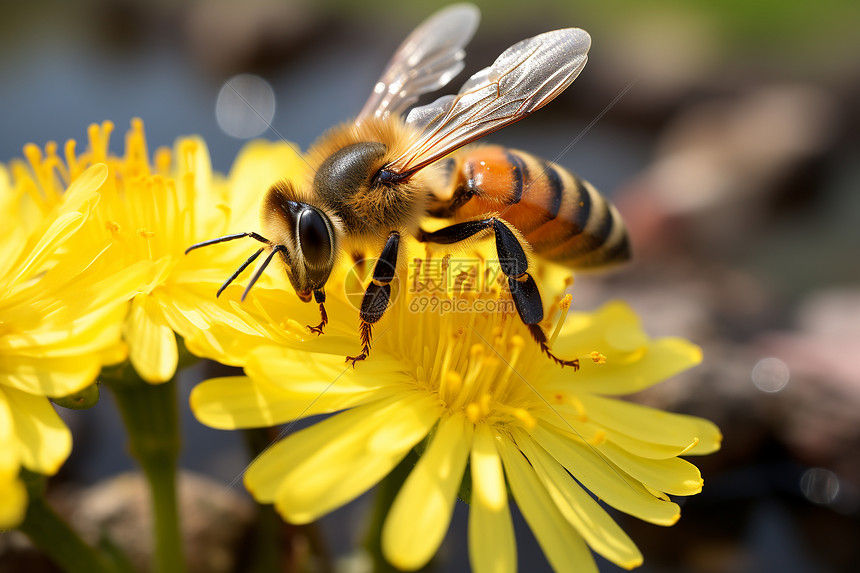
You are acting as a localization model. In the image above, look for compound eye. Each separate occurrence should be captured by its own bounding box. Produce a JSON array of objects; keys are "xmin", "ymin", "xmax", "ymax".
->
[{"xmin": 298, "ymin": 208, "xmax": 332, "ymax": 268}]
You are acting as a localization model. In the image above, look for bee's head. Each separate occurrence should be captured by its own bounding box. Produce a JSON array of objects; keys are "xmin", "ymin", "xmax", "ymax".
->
[{"xmin": 261, "ymin": 181, "xmax": 338, "ymax": 301}]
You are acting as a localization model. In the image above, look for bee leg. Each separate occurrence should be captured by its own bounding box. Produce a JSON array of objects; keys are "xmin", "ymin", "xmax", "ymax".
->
[
  {"xmin": 307, "ymin": 288, "xmax": 328, "ymax": 335},
  {"xmin": 346, "ymin": 231, "xmax": 400, "ymax": 367},
  {"xmin": 418, "ymin": 218, "xmax": 579, "ymax": 370}
]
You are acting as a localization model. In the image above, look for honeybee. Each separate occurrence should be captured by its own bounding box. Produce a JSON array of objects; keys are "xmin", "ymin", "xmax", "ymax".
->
[{"xmin": 187, "ymin": 3, "xmax": 629, "ymax": 367}]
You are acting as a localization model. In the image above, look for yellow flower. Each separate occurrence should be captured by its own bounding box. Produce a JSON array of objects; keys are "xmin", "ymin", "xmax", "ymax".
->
[
  {"xmin": 51, "ymin": 119, "xmax": 308, "ymax": 383},
  {"xmin": 0, "ymin": 120, "xmax": 306, "ymax": 526},
  {"xmin": 0, "ymin": 145, "xmax": 133, "ymax": 527},
  {"xmin": 191, "ymin": 255, "xmax": 721, "ymax": 572}
]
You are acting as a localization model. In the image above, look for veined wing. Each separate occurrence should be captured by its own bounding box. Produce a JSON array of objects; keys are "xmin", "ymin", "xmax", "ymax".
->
[
  {"xmin": 356, "ymin": 3, "xmax": 480, "ymax": 124},
  {"xmin": 383, "ymin": 28, "xmax": 591, "ymax": 178}
]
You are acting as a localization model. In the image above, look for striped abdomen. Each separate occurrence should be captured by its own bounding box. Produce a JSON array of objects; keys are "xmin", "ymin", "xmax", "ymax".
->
[{"xmin": 427, "ymin": 145, "xmax": 630, "ymax": 269}]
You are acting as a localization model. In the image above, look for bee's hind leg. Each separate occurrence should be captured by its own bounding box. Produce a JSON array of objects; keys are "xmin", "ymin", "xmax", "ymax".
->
[
  {"xmin": 307, "ymin": 288, "xmax": 328, "ymax": 335},
  {"xmin": 346, "ymin": 231, "xmax": 400, "ymax": 367},
  {"xmin": 418, "ymin": 217, "xmax": 579, "ymax": 370}
]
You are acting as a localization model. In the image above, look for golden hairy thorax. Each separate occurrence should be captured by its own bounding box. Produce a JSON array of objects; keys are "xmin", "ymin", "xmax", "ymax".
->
[{"xmin": 301, "ymin": 117, "xmax": 445, "ymax": 243}]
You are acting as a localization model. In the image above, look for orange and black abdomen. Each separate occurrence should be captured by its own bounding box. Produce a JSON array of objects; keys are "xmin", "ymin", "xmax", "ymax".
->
[{"xmin": 431, "ymin": 145, "xmax": 630, "ymax": 269}]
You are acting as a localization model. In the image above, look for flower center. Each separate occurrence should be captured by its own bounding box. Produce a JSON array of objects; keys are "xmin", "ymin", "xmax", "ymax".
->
[
  {"xmin": 385, "ymin": 253, "xmax": 580, "ymax": 430},
  {"xmin": 24, "ymin": 119, "xmax": 209, "ymax": 268}
]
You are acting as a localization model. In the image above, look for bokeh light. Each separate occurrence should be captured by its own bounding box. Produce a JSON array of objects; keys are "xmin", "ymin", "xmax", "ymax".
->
[
  {"xmin": 751, "ymin": 357, "xmax": 790, "ymax": 393},
  {"xmin": 215, "ymin": 73, "xmax": 275, "ymax": 139}
]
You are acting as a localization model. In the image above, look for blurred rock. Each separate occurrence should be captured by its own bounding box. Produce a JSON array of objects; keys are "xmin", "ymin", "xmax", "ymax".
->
[
  {"xmin": 184, "ymin": 0, "xmax": 324, "ymax": 77},
  {"xmin": 755, "ymin": 289, "xmax": 860, "ymax": 485},
  {"xmin": 614, "ymin": 84, "xmax": 838, "ymax": 260},
  {"xmin": 54, "ymin": 471, "xmax": 256, "ymax": 573}
]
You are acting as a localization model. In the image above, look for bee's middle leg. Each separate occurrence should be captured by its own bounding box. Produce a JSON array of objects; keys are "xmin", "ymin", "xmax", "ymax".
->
[
  {"xmin": 417, "ymin": 218, "xmax": 578, "ymax": 370},
  {"xmin": 346, "ymin": 231, "xmax": 400, "ymax": 367}
]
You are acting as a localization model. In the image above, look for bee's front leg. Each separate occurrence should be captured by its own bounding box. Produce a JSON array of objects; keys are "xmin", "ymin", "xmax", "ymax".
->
[
  {"xmin": 306, "ymin": 288, "xmax": 328, "ymax": 335},
  {"xmin": 346, "ymin": 231, "xmax": 400, "ymax": 367}
]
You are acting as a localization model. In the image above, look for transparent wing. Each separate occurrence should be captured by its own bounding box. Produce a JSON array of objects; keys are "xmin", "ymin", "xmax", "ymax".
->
[
  {"xmin": 356, "ymin": 3, "xmax": 480, "ymax": 124},
  {"xmin": 385, "ymin": 28, "xmax": 591, "ymax": 177}
]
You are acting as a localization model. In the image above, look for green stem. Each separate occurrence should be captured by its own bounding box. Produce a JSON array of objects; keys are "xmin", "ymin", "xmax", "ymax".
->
[
  {"xmin": 18, "ymin": 472, "xmax": 121, "ymax": 573},
  {"xmin": 242, "ymin": 428, "xmax": 283, "ymax": 573},
  {"xmin": 105, "ymin": 366, "xmax": 185, "ymax": 573},
  {"xmin": 241, "ymin": 427, "xmax": 334, "ymax": 573},
  {"xmin": 365, "ymin": 450, "xmax": 420, "ymax": 573}
]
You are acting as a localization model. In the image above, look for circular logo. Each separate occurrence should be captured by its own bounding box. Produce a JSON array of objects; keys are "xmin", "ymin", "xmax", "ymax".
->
[{"xmin": 342, "ymin": 257, "xmax": 400, "ymax": 314}]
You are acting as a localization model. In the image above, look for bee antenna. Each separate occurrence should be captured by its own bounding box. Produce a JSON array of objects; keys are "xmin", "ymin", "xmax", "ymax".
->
[
  {"xmin": 185, "ymin": 232, "xmax": 270, "ymax": 255},
  {"xmin": 217, "ymin": 247, "xmax": 265, "ymax": 297},
  {"xmin": 241, "ymin": 245, "xmax": 286, "ymax": 301}
]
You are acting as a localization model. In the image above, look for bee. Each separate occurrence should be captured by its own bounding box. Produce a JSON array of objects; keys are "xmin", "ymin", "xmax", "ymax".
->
[{"xmin": 186, "ymin": 3, "xmax": 629, "ymax": 367}]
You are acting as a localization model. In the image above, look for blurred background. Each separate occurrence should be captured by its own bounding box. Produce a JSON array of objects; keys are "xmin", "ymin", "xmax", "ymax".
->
[{"xmin": 2, "ymin": 0, "xmax": 859, "ymax": 571}]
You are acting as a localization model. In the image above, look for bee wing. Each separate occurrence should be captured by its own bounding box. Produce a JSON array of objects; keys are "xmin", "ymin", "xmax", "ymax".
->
[
  {"xmin": 385, "ymin": 28, "xmax": 591, "ymax": 177},
  {"xmin": 356, "ymin": 4, "xmax": 480, "ymax": 124}
]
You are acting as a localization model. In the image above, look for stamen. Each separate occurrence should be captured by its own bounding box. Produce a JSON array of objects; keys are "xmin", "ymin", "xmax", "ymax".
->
[
  {"xmin": 155, "ymin": 146, "xmax": 172, "ymax": 175},
  {"xmin": 124, "ymin": 118, "xmax": 149, "ymax": 178},
  {"xmin": 512, "ymin": 408, "xmax": 536, "ymax": 429},
  {"xmin": 547, "ymin": 293, "xmax": 572, "ymax": 348},
  {"xmin": 465, "ymin": 402, "xmax": 482, "ymax": 424},
  {"xmin": 64, "ymin": 139, "xmax": 82, "ymax": 180},
  {"xmin": 568, "ymin": 396, "xmax": 588, "ymax": 422},
  {"xmin": 440, "ymin": 371, "xmax": 463, "ymax": 405},
  {"xmin": 88, "ymin": 120, "xmax": 114, "ymax": 164},
  {"xmin": 590, "ymin": 350, "xmax": 607, "ymax": 364},
  {"xmin": 44, "ymin": 141, "xmax": 69, "ymax": 186}
]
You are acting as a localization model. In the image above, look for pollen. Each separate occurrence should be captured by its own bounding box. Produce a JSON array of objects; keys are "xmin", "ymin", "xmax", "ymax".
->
[
  {"xmin": 509, "ymin": 334, "xmax": 525, "ymax": 349},
  {"xmin": 512, "ymin": 408, "xmax": 536, "ymax": 429},
  {"xmin": 154, "ymin": 146, "xmax": 172, "ymax": 175},
  {"xmin": 137, "ymin": 228, "xmax": 155, "ymax": 239},
  {"xmin": 443, "ymin": 371, "xmax": 463, "ymax": 395},
  {"xmin": 465, "ymin": 402, "xmax": 482, "ymax": 423},
  {"xmin": 559, "ymin": 293, "xmax": 572, "ymax": 310},
  {"xmin": 590, "ymin": 350, "xmax": 607, "ymax": 364},
  {"xmin": 88, "ymin": 120, "xmax": 114, "ymax": 164},
  {"xmin": 105, "ymin": 221, "xmax": 121, "ymax": 233},
  {"xmin": 548, "ymin": 290, "xmax": 572, "ymax": 348}
]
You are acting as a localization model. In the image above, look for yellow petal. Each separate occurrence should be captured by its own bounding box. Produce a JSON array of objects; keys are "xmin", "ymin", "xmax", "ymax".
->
[
  {"xmin": 190, "ymin": 373, "xmax": 383, "ymax": 430},
  {"xmin": 515, "ymin": 429, "xmax": 642, "ymax": 569},
  {"xmin": 5, "ymin": 164, "xmax": 107, "ymax": 286},
  {"xmin": 542, "ymin": 337, "xmax": 702, "ymax": 396},
  {"xmin": 531, "ymin": 422, "xmax": 681, "ymax": 525},
  {"xmin": 497, "ymin": 433, "xmax": 599, "ymax": 573},
  {"xmin": 598, "ymin": 440, "xmax": 704, "ymax": 496},
  {"xmin": 469, "ymin": 424, "xmax": 516, "ymax": 573},
  {"xmin": 577, "ymin": 394, "xmax": 721, "ymax": 456},
  {"xmin": 552, "ymin": 300, "xmax": 645, "ymax": 356},
  {"xmin": 244, "ymin": 345, "xmax": 400, "ymax": 393},
  {"xmin": 244, "ymin": 392, "xmax": 439, "ymax": 523},
  {"xmin": 383, "ymin": 413, "xmax": 472, "ymax": 571},
  {"xmin": 0, "ymin": 354, "xmax": 102, "ymax": 397},
  {"xmin": 226, "ymin": 140, "xmax": 308, "ymax": 229},
  {"xmin": 124, "ymin": 294, "xmax": 178, "ymax": 383},
  {"xmin": 3, "ymin": 386, "xmax": 72, "ymax": 475},
  {"xmin": 60, "ymin": 162, "xmax": 109, "ymax": 213},
  {"xmin": 0, "ymin": 476, "xmax": 27, "ymax": 529},
  {"xmin": 0, "ymin": 393, "xmax": 21, "ymax": 476}
]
